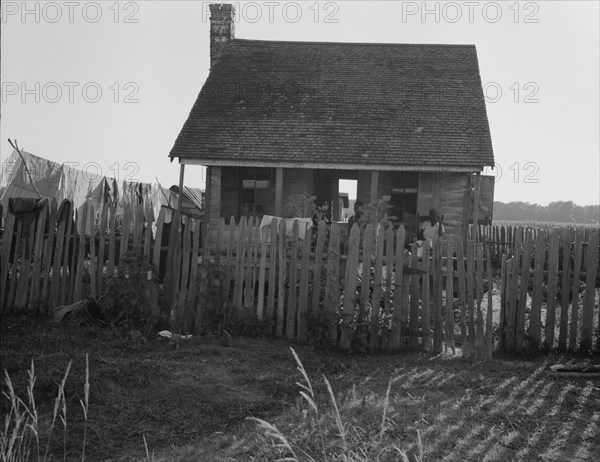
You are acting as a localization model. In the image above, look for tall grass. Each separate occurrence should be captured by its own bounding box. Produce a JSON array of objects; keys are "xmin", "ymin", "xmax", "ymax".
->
[
  {"xmin": 249, "ymin": 347, "xmax": 423, "ymax": 462},
  {"xmin": 0, "ymin": 355, "xmax": 89, "ymax": 462}
]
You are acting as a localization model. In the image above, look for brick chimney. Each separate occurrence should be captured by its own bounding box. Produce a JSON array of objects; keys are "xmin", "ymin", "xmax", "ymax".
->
[{"xmin": 209, "ymin": 4, "xmax": 235, "ymax": 67}]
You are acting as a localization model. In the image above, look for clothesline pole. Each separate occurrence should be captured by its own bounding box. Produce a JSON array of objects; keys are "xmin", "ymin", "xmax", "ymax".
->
[{"xmin": 7, "ymin": 138, "xmax": 42, "ymax": 199}]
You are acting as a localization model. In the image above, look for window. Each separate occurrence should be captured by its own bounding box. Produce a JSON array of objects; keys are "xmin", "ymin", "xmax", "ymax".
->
[{"xmin": 221, "ymin": 167, "xmax": 274, "ymax": 222}]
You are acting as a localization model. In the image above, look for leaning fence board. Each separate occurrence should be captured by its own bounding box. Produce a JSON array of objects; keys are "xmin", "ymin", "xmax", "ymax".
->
[
  {"xmin": 0, "ymin": 212, "xmax": 15, "ymax": 309},
  {"xmin": 6, "ymin": 221, "xmax": 23, "ymax": 309},
  {"xmin": 340, "ymin": 224, "xmax": 360, "ymax": 350},
  {"xmin": 382, "ymin": 225, "xmax": 395, "ymax": 349},
  {"xmin": 311, "ymin": 220, "xmax": 327, "ymax": 313},
  {"xmin": 187, "ymin": 219, "xmax": 201, "ymax": 333},
  {"xmin": 256, "ymin": 222, "xmax": 269, "ymax": 321},
  {"xmin": 244, "ymin": 219, "xmax": 257, "ymax": 311},
  {"xmin": 223, "ymin": 217, "xmax": 236, "ymax": 299},
  {"xmin": 486, "ymin": 244, "xmax": 493, "ymax": 359},
  {"xmin": 49, "ymin": 202, "xmax": 69, "ymax": 310},
  {"xmin": 96, "ymin": 201, "xmax": 109, "ymax": 293},
  {"xmin": 233, "ymin": 217, "xmax": 246, "ymax": 311},
  {"xmin": 455, "ymin": 238, "xmax": 467, "ymax": 353},
  {"xmin": 381, "ymin": 226, "xmax": 402, "ymax": 350},
  {"xmin": 388, "ymin": 225, "xmax": 408, "ymax": 350},
  {"xmin": 421, "ymin": 240, "xmax": 431, "ymax": 352},
  {"xmin": 544, "ymin": 229, "xmax": 560, "ymax": 348},
  {"xmin": 465, "ymin": 241, "xmax": 476, "ymax": 357},
  {"xmin": 41, "ymin": 199, "xmax": 58, "ymax": 309},
  {"xmin": 176, "ymin": 216, "xmax": 192, "ymax": 330},
  {"xmin": 67, "ymin": 210, "xmax": 79, "ymax": 304},
  {"xmin": 516, "ymin": 231, "xmax": 532, "ymax": 348},
  {"xmin": 242, "ymin": 218, "xmax": 253, "ymax": 311},
  {"xmin": 73, "ymin": 203, "xmax": 88, "ymax": 302},
  {"xmin": 266, "ymin": 219, "xmax": 278, "ymax": 322},
  {"xmin": 89, "ymin": 206, "xmax": 97, "ymax": 299},
  {"xmin": 132, "ymin": 202, "xmax": 144, "ymax": 254},
  {"xmin": 152, "ymin": 207, "xmax": 166, "ymax": 272},
  {"xmin": 400, "ymin": 250, "xmax": 411, "ymax": 349},
  {"xmin": 474, "ymin": 244, "xmax": 486, "ymax": 359},
  {"xmin": 143, "ymin": 214, "xmax": 153, "ymax": 262},
  {"xmin": 107, "ymin": 202, "xmax": 117, "ymax": 278},
  {"xmin": 445, "ymin": 243, "xmax": 455, "ymax": 353},
  {"xmin": 170, "ymin": 215, "xmax": 183, "ymax": 329},
  {"xmin": 370, "ymin": 225, "xmax": 385, "ymax": 351},
  {"xmin": 28, "ymin": 203, "xmax": 48, "ymax": 311},
  {"xmin": 529, "ymin": 232, "xmax": 546, "ymax": 344},
  {"xmin": 297, "ymin": 224, "xmax": 312, "ymax": 343},
  {"xmin": 286, "ymin": 220, "xmax": 300, "ymax": 340},
  {"xmin": 359, "ymin": 225, "xmax": 374, "ymax": 346},
  {"xmin": 558, "ymin": 228, "xmax": 572, "ymax": 349},
  {"xmin": 432, "ymin": 239, "xmax": 443, "ymax": 354},
  {"xmin": 15, "ymin": 219, "xmax": 36, "ymax": 309},
  {"xmin": 569, "ymin": 231, "xmax": 583, "ymax": 350},
  {"xmin": 409, "ymin": 243, "xmax": 420, "ymax": 351},
  {"xmin": 119, "ymin": 204, "xmax": 132, "ymax": 257},
  {"xmin": 506, "ymin": 230, "xmax": 522, "ymax": 352},
  {"xmin": 499, "ymin": 255, "xmax": 507, "ymax": 350},
  {"xmin": 163, "ymin": 209, "xmax": 181, "ymax": 315},
  {"xmin": 581, "ymin": 231, "xmax": 599, "ymax": 352},
  {"xmin": 276, "ymin": 218, "xmax": 287, "ymax": 337},
  {"xmin": 326, "ymin": 222, "xmax": 340, "ymax": 345}
]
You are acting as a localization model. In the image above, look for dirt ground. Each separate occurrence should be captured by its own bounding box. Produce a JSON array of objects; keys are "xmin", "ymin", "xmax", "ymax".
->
[{"xmin": 1, "ymin": 311, "xmax": 599, "ymax": 462}]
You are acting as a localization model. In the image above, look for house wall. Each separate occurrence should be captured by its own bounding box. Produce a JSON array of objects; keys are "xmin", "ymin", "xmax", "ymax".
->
[
  {"xmin": 206, "ymin": 167, "xmax": 475, "ymax": 239},
  {"xmin": 418, "ymin": 172, "xmax": 469, "ymax": 238},
  {"xmin": 208, "ymin": 166, "xmax": 221, "ymax": 220}
]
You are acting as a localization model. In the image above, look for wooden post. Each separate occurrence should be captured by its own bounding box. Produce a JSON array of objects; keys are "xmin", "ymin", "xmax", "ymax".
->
[
  {"xmin": 432, "ymin": 239, "xmax": 443, "ymax": 354},
  {"xmin": 472, "ymin": 173, "xmax": 481, "ymax": 242},
  {"xmin": 326, "ymin": 222, "xmax": 340, "ymax": 345},
  {"xmin": 340, "ymin": 223, "xmax": 360, "ymax": 350},
  {"xmin": 581, "ymin": 231, "xmax": 599, "ymax": 353},
  {"xmin": 370, "ymin": 171, "xmax": 379, "ymax": 202},
  {"xmin": 558, "ymin": 228, "xmax": 571, "ymax": 350},
  {"xmin": 569, "ymin": 231, "xmax": 583, "ymax": 350},
  {"xmin": 370, "ymin": 225, "xmax": 385, "ymax": 351},
  {"xmin": 445, "ymin": 243, "xmax": 455, "ymax": 354},
  {"xmin": 177, "ymin": 163, "xmax": 186, "ymax": 211},
  {"xmin": 462, "ymin": 174, "xmax": 471, "ymax": 243},
  {"xmin": 275, "ymin": 168, "xmax": 283, "ymax": 216},
  {"xmin": 544, "ymin": 229, "xmax": 560, "ymax": 348},
  {"xmin": 286, "ymin": 220, "xmax": 300, "ymax": 339},
  {"xmin": 388, "ymin": 226, "xmax": 405, "ymax": 350}
]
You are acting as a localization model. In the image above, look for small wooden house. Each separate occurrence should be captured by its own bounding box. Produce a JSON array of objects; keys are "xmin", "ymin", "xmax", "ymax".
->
[{"xmin": 170, "ymin": 3, "xmax": 495, "ymax": 242}]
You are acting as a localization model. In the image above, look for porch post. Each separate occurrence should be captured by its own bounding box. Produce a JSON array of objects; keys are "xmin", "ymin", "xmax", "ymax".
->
[
  {"xmin": 177, "ymin": 163, "xmax": 186, "ymax": 211},
  {"xmin": 370, "ymin": 171, "xmax": 379, "ymax": 202},
  {"xmin": 275, "ymin": 167, "xmax": 283, "ymax": 216}
]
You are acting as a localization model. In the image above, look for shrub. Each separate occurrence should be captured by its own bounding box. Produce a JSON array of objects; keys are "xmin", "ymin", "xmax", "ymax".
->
[{"xmin": 98, "ymin": 251, "xmax": 161, "ymax": 336}]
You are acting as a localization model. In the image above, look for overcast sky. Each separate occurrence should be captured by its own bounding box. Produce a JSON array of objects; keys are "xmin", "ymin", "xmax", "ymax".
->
[{"xmin": 1, "ymin": 0, "xmax": 599, "ymax": 206}]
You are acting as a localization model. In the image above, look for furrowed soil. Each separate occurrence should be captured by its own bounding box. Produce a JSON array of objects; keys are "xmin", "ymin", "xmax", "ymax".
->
[{"xmin": 1, "ymin": 311, "xmax": 599, "ymax": 462}]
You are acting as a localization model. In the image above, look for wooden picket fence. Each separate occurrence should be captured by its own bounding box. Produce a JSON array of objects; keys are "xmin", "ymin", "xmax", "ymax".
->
[
  {"xmin": 499, "ymin": 227, "xmax": 600, "ymax": 354},
  {"xmin": 202, "ymin": 216, "xmax": 494, "ymax": 356},
  {"xmin": 471, "ymin": 224, "xmax": 600, "ymax": 265},
  {"xmin": 0, "ymin": 198, "xmax": 201, "ymax": 327},
  {"xmin": 2, "ymin": 198, "xmax": 598, "ymax": 356}
]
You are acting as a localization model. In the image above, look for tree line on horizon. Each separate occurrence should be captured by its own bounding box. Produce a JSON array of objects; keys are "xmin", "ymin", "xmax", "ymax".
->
[{"xmin": 493, "ymin": 201, "xmax": 600, "ymax": 224}]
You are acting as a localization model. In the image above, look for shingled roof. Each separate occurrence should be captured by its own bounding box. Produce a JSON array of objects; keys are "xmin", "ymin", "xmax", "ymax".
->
[{"xmin": 170, "ymin": 39, "xmax": 494, "ymax": 169}]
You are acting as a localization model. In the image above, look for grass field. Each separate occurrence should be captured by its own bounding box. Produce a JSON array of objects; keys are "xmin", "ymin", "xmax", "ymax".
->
[{"xmin": 1, "ymin": 312, "xmax": 599, "ymax": 462}]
